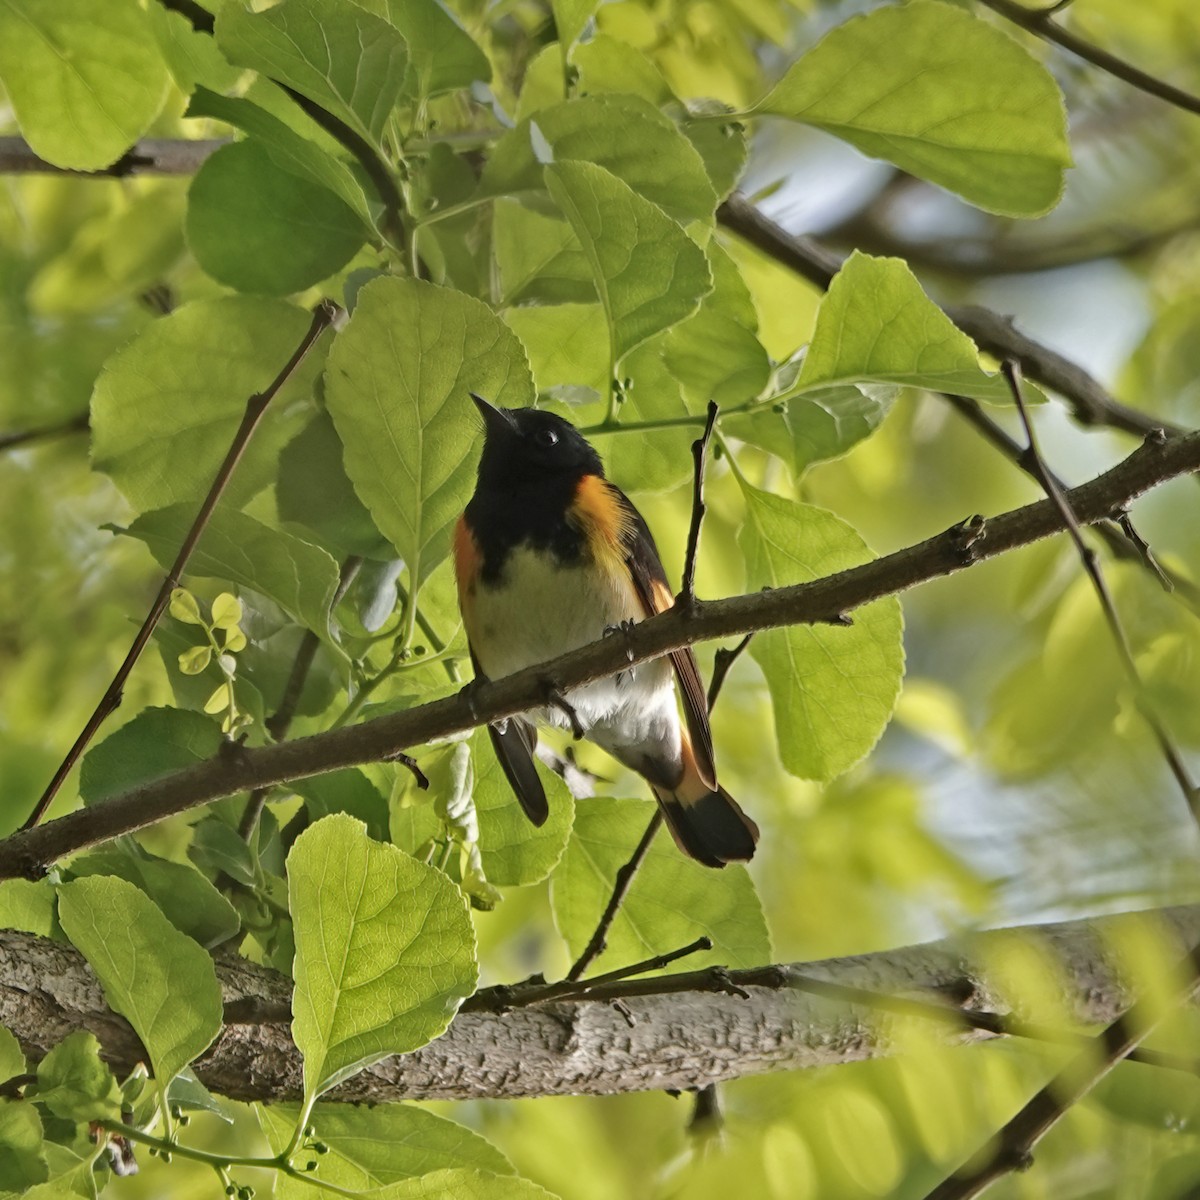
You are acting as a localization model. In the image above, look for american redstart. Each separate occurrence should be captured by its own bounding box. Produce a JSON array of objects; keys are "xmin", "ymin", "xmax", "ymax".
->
[{"xmin": 454, "ymin": 393, "xmax": 759, "ymax": 867}]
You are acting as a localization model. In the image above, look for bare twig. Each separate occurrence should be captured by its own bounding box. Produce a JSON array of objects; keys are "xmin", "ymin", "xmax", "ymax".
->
[
  {"xmin": 566, "ymin": 812, "xmax": 664, "ymax": 981},
  {"xmin": 706, "ymin": 634, "xmax": 753, "ymax": 711},
  {"xmin": 21, "ymin": 301, "xmax": 338, "ymax": 832},
  {"xmin": 0, "ymin": 412, "xmax": 89, "ymax": 452},
  {"xmin": 716, "ymin": 195, "xmax": 1180, "ymax": 440},
  {"xmin": 924, "ymin": 942, "xmax": 1200, "ymax": 1200},
  {"xmin": 679, "ymin": 401, "xmax": 720, "ymax": 610},
  {"xmin": 976, "ymin": 0, "xmax": 1200, "ymax": 118},
  {"xmin": 0, "ymin": 135, "xmax": 226, "ymax": 177},
  {"xmin": 4, "ymin": 429, "xmax": 1200, "ymax": 877},
  {"xmin": 1002, "ymin": 361, "xmax": 1199, "ymax": 817}
]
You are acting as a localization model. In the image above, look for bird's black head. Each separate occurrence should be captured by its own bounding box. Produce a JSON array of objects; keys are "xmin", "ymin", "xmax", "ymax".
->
[{"xmin": 471, "ymin": 393, "xmax": 604, "ymax": 491}]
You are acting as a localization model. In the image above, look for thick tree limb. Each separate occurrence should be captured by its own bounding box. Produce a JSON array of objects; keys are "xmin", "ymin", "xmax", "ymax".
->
[
  {"xmin": 5, "ymin": 906, "xmax": 1200, "ymax": 1102},
  {"xmin": 717, "ymin": 196, "xmax": 1179, "ymax": 439},
  {"xmin": 0, "ymin": 427, "xmax": 1196, "ymax": 878}
]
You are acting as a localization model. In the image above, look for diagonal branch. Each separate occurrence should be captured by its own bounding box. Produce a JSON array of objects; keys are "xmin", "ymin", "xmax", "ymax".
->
[
  {"xmin": 7, "ymin": 905, "xmax": 1200, "ymax": 1103},
  {"xmin": 1, "ymin": 427, "xmax": 1198, "ymax": 878},
  {"xmin": 20, "ymin": 301, "xmax": 338, "ymax": 832},
  {"xmin": 975, "ymin": 0, "xmax": 1200, "ymax": 118}
]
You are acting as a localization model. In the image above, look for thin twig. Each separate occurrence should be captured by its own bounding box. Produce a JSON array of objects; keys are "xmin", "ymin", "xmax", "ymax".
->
[
  {"xmin": 238, "ymin": 557, "xmax": 363, "ymax": 841},
  {"xmin": 706, "ymin": 634, "xmax": 753, "ymax": 711},
  {"xmin": 21, "ymin": 301, "xmax": 338, "ymax": 832},
  {"xmin": 688, "ymin": 1083, "xmax": 723, "ymax": 1134},
  {"xmin": 0, "ymin": 412, "xmax": 89, "ymax": 452},
  {"xmin": 976, "ymin": 0, "xmax": 1200, "ymax": 118},
  {"xmin": 716, "ymin": 195, "xmax": 1180, "ymax": 440},
  {"xmin": 566, "ymin": 812, "xmax": 664, "ymax": 981},
  {"xmin": 679, "ymin": 401, "xmax": 720, "ymax": 610},
  {"xmin": 923, "ymin": 942, "xmax": 1200, "ymax": 1200},
  {"xmin": 1002, "ymin": 361, "xmax": 1199, "ymax": 818},
  {"xmin": 4, "ymin": 429, "xmax": 1200, "ymax": 876},
  {"xmin": 0, "ymin": 135, "xmax": 226, "ymax": 177}
]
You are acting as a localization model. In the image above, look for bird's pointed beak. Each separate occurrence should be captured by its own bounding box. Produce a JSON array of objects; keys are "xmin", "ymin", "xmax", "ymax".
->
[{"xmin": 470, "ymin": 392, "xmax": 516, "ymax": 440}]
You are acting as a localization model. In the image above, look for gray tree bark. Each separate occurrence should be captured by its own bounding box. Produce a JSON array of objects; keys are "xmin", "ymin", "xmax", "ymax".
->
[{"xmin": 3, "ymin": 905, "xmax": 1197, "ymax": 1103}]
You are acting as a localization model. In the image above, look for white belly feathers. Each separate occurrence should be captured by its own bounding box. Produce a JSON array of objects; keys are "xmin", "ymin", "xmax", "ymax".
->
[{"xmin": 468, "ymin": 545, "xmax": 682, "ymax": 780}]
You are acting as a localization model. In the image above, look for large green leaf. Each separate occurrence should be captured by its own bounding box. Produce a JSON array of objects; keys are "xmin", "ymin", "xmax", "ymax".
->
[
  {"xmin": 0, "ymin": 0, "xmax": 168, "ymax": 171},
  {"xmin": 187, "ymin": 140, "xmax": 366, "ymax": 296},
  {"xmin": 292, "ymin": 770, "xmax": 390, "ymax": 841},
  {"xmin": 552, "ymin": 0, "xmax": 598, "ymax": 50},
  {"xmin": 371, "ymin": 1171, "xmax": 559, "ymax": 1200},
  {"xmin": 80, "ymin": 707, "xmax": 223, "ymax": 808},
  {"xmin": 58, "ymin": 877, "xmax": 222, "ymax": 1084},
  {"xmin": 545, "ymin": 161, "xmax": 711, "ymax": 369},
  {"xmin": 121, "ymin": 505, "xmax": 340, "ymax": 637},
  {"xmin": 493, "ymin": 200, "xmax": 595, "ymax": 307},
  {"xmin": 798, "ymin": 253, "xmax": 1013, "ymax": 402},
  {"xmin": 483, "ymin": 95, "xmax": 718, "ymax": 225},
  {"xmin": 187, "ymin": 88, "xmax": 373, "ymax": 226},
  {"xmin": 0, "ymin": 1102, "xmax": 45, "ymax": 1193},
  {"xmin": 503, "ymin": 303, "xmax": 608, "ymax": 398},
  {"xmin": 552, "ymin": 797, "xmax": 771, "ymax": 975},
  {"xmin": 216, "ymin": 0, "xmax": 409, "ymax": 148},
  {"xmin": 471, "ymin": 731, "xmax": 575, "ymax": 888},
  {"xmin": 258, "ymin": 1100, "xmax": 511, "ymax": 1192},
  {"xmin": 756, "ymin": 0, "xmax": 1070, "ymax": 216},
  {"xmin": 324, "ymin": 276, "xmax": 535, "ymax": 590},
  {"xmin": 30, "ymin": 1032, "xmax": 122, "ymax": 1124},
  {"xmin": 738, "ymin": 484, "xmax": 904, "ymax": 781},
  {"xmin": 91, "ymin": 297, "xmax": 323, "ymax": 513},
  {"xmin": 353, "ymin": 0, "xmax": 490, "ymax": 97},
  {"xmin": 288, "ymin": 814, "xmax": 478, "ymax": 1099},
  {"xmin": 0, "ymin": 1029, "xmax": 24, "ymax": 1086},
  {"xmin": 69, "ymin": 849, "xmax": 239, "ymax": 949}
]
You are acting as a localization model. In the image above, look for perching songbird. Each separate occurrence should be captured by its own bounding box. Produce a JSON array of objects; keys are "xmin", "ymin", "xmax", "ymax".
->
[{"xmin": 453, "ymin": 394, "xmax": 758, "ymax": 867}]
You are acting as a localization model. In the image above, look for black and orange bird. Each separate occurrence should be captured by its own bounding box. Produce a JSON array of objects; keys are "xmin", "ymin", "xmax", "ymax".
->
[{"xmin": 453, "ymin": 394, "xmax": 758, "ymax": 867}]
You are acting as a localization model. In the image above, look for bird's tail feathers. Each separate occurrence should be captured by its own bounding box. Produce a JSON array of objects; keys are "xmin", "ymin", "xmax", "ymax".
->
[{"xmin": 652, "ymin": 740, "xmax": 758, "ymax": 868}]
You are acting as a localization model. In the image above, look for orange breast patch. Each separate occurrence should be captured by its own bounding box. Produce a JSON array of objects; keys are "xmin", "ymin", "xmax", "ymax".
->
[
  {"xmin": 453, "ymin": 516, "xmax": 481, "ymax": 619},
  {"xmin": 568, "ymin": 475, "xmax": 633, "ymax": 576}
]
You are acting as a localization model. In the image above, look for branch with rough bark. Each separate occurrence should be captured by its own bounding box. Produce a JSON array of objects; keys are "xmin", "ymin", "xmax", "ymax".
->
[
  {"xmin": 5, "ymin": 906, "xmax": 1199, "ymax": 1103},
  {"xmin": 1, "ymin": 426, "xmax": 1196, "ymax": 880}
]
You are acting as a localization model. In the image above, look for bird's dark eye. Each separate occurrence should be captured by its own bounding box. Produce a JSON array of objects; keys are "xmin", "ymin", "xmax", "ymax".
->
[{"xmin": 534, "ymin": 427, "xmax": 559, "ymax": 449}]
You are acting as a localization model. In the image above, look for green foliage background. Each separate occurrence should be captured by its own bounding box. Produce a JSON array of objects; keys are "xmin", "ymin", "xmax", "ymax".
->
[{"xmin": 2, "ymin": 0, "xmax": 1200, "ymax": 1196}]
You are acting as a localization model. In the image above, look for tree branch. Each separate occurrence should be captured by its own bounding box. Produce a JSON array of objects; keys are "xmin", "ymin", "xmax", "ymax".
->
[
  {"xmin": 975, "ymin": 0, "xmax": 1200, "ymax": 119},
  {"xmin": 0, "ymin": 412, "xmax": 90, "ymax": 452},
  {"xmin": 2, "ymin": 427, "xmax": 1197, "ymax": 876},
  {"xmin": 7, "ymin": 906, "xmax": 1200, "ymax": 1103},
  {"xmin": 0, "ymin": 136, "xmax": 227, "ymax": 177},
  {"xmin": 20, "ymin": 301, "xmax": 339, "ymax": 832},
  {"xmin": 716, "ymin": 196, "xmax": 1180, "ymax": 439}
]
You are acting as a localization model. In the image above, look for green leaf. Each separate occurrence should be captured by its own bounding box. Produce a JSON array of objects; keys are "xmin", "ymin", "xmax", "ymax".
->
[
  {"xmin": 122, "ymin": 505, "xmax": 340, "ymax": 637},
  {"xmin": 187, "ymin": 140, "xmax": 366, "ymax": 296},
  {"xmin": 545, "ymin": 160, "xmax": 712, "ymax": 368},
  {"xmin": 353, "ymin": 0, "xmax": 490, "ymax": 97},
  {"xmin": 69, "ymin": 850, "xmax": 240, "ymax": 949},
  {"xmin": 178, "ymin": 645, "xmax": 213, "ymax": 675},
  {"xmin": 571, "ymin": 34, "xmax": 674, "ymax": 107},
  {"xmin": 0, "ymin": 0, "xmax": 168, "ymax": 171},
  {"xmin": 738, "ymin": 484, "xmax": 904, "ymax": 781},
  {"xmin": 0, "ymin": 1102, "xmax": 46, "ymax": 1193},
  {"xmin": 0, "ymin": 881, "xmax": 59, "ymax": 940},
  {"xmin": 146, "ymin": 4, "xmax": 241, "ymax": 95},
  {"xmin": 371, "ymin": 1170, "xmax": 559, "ymax": 1200},
  {"xmin": 57, "ymin": 877, "xmax": 222, "ymax": 1085},
  {"xmin": 470, "ymin": 731, "xmax": 575, "ymax": 888},
  {"xmin": 91, "ymin": 297, "xmax": 323, "ymax": 513},
  {"xmin": 30, "ymin": 1032, "xmax": 122, "ymax": 1124},
  {"xmin": 552, "ymin": 797, "xmax": 771, "ymax": 975},
  {"xmin": 210, "ymin": 593, "xmax": 244, "ymax": 630},
  {"xmin": 81, "ymin": 707, "xmax": 223, "ymax": 809},
  {"xmin": 292, "ymin": 770, "xmax": 390, "ymax": 842},
  {"xmin": 324, "ymin": 276, "xmax": 535, "ymax": 590},
  {"xmin": 189, "ymin": 818, "xmax": 258, "ymax": 889},
  {"xmin": 277, "ymin": 413, "xmax": 392, "ymax": 560},
  {"xmin": 187, "ymin": 88, "xmax": 374, "ymax": 226},
  {"xmin": 258, "ymin": 1100, "xmax": 512, "ymax": 1191},
  {"xmin": 484, "ymin": 95, "xmax": 718, "ymax": 225},
  {"xmin": 169, "ymin": 589, "xmax": 205, "ymax": 626},
  {"xmin": 493, "ymin": 200, "xmax": 595, "ymax": 307},
  {"xmin": 216, "ymin": 0, "xmax": 409, "ymax": 148},
  {"xmin": 755, "ymin": 0, "xmax": 1070, "ymax": 217},
  {"xmin": 552, "ymin": 0, "xmax": 598, "ymax": 49},
  {"xmin": 503, "ymin": 304, "xmax": 608, "ymax": 398},
  {"xmin": 0, "ymin": 1029, "xmax": 24, "ymax": 1086},
  {"xmin": 797, "ymin": 253, "xmax": 1013, "ymax": 402},
  {"xmin": 288, "ymin": 814, "xmax": 478, "ymax": 1099}
]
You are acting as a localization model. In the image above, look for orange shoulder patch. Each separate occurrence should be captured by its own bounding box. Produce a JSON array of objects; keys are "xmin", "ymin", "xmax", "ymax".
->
[
  {"xmin": 569, "ymin": 475, "xmax": 634, "ymax": 571},
  {"xmin": 453, "ymin": 515, "xmax": 481, "ymax": 605}
]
